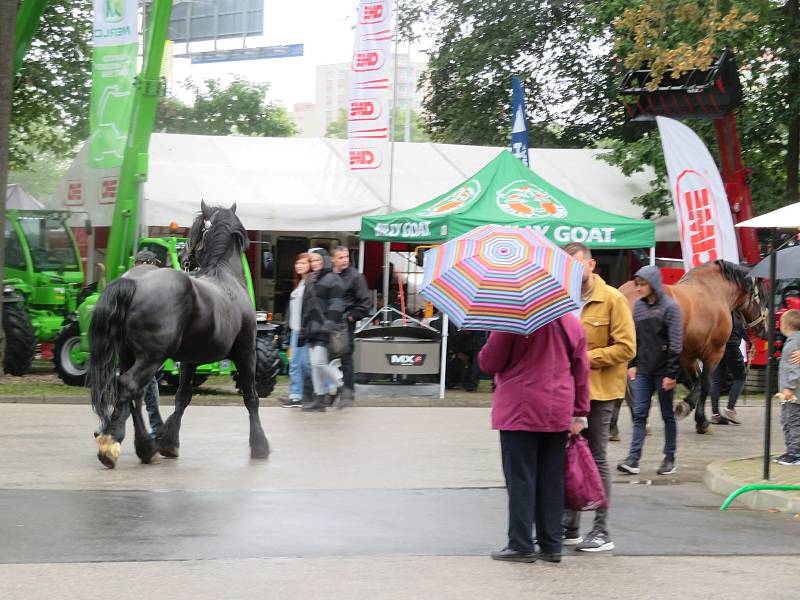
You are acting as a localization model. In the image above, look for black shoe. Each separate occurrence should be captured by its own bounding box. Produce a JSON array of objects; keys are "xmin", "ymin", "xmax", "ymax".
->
[
  {"xmin": 617, "ymin": 456, "xmax": 640, "ymax": 474},
  {"xmin": 562, "ymin": 530, "xmax": 583, "ymax": 546},
  {"xmin": 536, "ymin": 552, "xmax": 562, "ymax": 563},
  {"xmin": 490, "ymin": 547, "xmax": 537, "ymax": 563},
  {"xmin": 302, "ymin": 394, "xmax": 327, "ymax": 412},
  {"xmin": 280, "ymin": 397, "xmax": 303, "ymax": 408},
  {"xmin": 333, "ymin": 387, "xmax": 354, "ymax": 409},
  {"xmin": 657, "ymin": 456, "xmax": 676, "ymax": 475}
]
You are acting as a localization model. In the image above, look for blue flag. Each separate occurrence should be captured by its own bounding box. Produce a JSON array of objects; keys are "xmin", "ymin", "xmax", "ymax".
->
[{"xmin": 511, "ymin": 76, "xmax": 529, "ymax": 166}]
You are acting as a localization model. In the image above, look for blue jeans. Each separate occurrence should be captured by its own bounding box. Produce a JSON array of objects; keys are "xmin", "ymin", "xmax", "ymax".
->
[
  {"xmin": 288, "ymin": 330, "xmax": 311, "ymax": 400},
  {"xmin": 630, "ymin": 372, "xmax": 676, "ymax": 461},
  {"xmin": 144, "ymin": 378, "xmax": 163, "ymax": 437}
]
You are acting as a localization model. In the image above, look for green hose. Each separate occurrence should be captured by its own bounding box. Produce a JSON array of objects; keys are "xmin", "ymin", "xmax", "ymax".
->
[{"xmin": 720, "ymin": 484, "xmax": 800, "ymax": 510}]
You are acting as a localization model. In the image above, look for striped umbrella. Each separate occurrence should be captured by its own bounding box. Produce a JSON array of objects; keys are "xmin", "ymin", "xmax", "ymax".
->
[{"xmin": 420, "ymin": 225, "xmax": 584, "ymax": 334}]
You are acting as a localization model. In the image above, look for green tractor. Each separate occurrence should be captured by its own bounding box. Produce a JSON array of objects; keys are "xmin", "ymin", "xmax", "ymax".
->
[
  {"xmin": 54, "ymin": 236, "xmax": 282, "ymax": 397},
  {"xmin": 2, "ymin": 209, "xmax": 84, "ymax": 376}
]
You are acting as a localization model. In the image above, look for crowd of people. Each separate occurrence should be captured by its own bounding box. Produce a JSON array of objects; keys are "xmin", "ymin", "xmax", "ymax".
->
[
  {"xmin": 280, "ymin": 246, "xmax": 370, "ymax": 412},
  {"xmin": 480, "ymin": 242, "xmax": 800, "ymax": 565}
]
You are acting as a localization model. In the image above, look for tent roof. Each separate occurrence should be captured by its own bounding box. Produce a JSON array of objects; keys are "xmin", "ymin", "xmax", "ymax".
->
[
  {"xmin": 361, "ymin": 151, "xmax": 655, "ymax": 249},
  {"xmin": 6, "ymin": 184, "xmax": 44, "ymax": 209},
  {"xmin": 736, "ymin": 202, "xmax": 800, "ymax": 229},
  {"xmin": 50, "ymin": 134, "xmax": 678, "ymax": 241}
]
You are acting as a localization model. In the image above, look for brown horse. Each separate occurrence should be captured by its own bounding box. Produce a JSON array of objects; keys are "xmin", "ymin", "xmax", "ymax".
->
[{"xmin": 620, "ymin": 260, "xmax": 767, "ymax": 433}]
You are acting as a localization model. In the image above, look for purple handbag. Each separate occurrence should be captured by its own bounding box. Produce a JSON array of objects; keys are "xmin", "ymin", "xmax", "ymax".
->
[{"xmin": 564, "ymin": 435, "xmax": 609, "ymax": 511}]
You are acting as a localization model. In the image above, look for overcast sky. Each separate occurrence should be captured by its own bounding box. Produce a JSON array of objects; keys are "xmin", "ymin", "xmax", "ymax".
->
[{"xmin": 167, "ymin": 1, "xmax": 429, "ymax": 109}]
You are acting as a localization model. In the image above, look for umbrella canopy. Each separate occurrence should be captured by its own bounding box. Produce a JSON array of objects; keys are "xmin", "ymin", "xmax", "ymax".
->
[
  {"xmin": 420, "ymin": 224, "xmax": 585, "ymax": 335},
  {"xmin": 749, "ymin": 245, "xmax": 800, "ymax": 279},
  {"xmin": 736, "ymin": 202, "xmax": 800, "ymax": 229}
]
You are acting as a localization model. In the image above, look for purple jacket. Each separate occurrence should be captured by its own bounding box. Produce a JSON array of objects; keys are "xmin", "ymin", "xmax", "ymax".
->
[{"xmin": 478, "ymin": 315, "xmax": 590, "ymax": 432}]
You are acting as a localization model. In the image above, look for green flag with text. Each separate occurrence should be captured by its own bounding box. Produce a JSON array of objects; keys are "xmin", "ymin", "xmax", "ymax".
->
[{"xmin": 89, "ymin": 0, "xmax": 138, "ymax": 169}]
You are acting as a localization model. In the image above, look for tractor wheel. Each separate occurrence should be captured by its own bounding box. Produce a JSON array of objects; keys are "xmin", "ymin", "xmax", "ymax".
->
[
  {"xmin": 54, "ymin": 321, "xmax": 88, "ymax": 386},
  {"xmin": 234, "ymin": 334, "xmax": 280, "ymax": 398},
  {"xmin": 161, "ymin": 372, "xmax": 208, "ymax": 388},
  {"xmin": 2, "ymin": 302, "xmax": 36, "ymax": 376}
]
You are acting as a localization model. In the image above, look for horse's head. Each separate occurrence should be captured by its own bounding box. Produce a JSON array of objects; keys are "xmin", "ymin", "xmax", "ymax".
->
[
  {"xmin": 185, "ymin": 200, "xmax": 247, "ymax": 271},
  {"xmin": 737, "ymin": 275, "xmax": 768, "ymax": 339}
]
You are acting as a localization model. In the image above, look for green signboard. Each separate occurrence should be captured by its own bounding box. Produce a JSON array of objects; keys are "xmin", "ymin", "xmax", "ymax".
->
[
  {"xmin": 89, "ymin": 0, "xmax": 138, "ymax": 169},
  {"xmin": 360, "ymin": 151, "xmax": 655, "ymax": 249}
]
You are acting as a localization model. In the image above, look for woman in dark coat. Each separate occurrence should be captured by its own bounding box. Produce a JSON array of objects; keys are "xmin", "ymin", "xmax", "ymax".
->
[
  {"xmin": 300, "ymin": 248, "xmax": 346, "ymax": 411},
  {"xmin": 479, "ymin": 315, "xmax": 590, "ymax": 563}
]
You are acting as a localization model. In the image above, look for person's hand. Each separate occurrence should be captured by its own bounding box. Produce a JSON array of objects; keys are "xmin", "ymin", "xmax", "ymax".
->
[
  {"xmin": 627, "ymin": 367, "xmax": 637, "ymax": 381},
  {"xmin": 569, "ymin": 418, "xmax": 587, "ymax": 436},
  {"xmin": 782, "ymin": 388, "xmax": 796, "ymax": 401},
  {"xmin": 791, "ymin": 351, "xmax": 800, "ymax": 365},
  {"xmin": 662, "ymin": 377, "xmax": 677, "ymax": 391},
  {"xmin": 347, "ymin": 314, "xmax": 354, "ymax": 322}
]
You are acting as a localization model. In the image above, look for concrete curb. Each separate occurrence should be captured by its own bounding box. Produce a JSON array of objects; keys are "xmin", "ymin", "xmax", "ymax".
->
[{"xmin": 704, "ymin": 457, "xmax": 800, "ymax": 513}]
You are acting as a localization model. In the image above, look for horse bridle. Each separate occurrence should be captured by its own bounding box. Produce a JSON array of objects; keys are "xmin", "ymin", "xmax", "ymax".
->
[
  {"xmin": 735, "ymin": 278, "xmax": 766, "ymax": 330},
  {"xmin": 184, "ymin": 212, "xmax": 216, "ymax": 270}
]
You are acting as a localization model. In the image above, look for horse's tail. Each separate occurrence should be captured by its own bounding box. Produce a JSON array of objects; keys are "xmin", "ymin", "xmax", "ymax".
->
[{"xmin": 88, "ymin": 277, "xmax": 137, "ymax": 423}]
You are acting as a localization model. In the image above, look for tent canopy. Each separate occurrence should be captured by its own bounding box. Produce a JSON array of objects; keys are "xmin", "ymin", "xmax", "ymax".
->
[
  {"xmin": 360, "ymin": 151, "xmax": 655, "ymax": 249},
  {"xmin": 6, "ymin": 184, "xmax": 44, "ymax": 209},
  {"xmin": 51, "ymin": 135, "xmax": 674, "ymax": 241}
]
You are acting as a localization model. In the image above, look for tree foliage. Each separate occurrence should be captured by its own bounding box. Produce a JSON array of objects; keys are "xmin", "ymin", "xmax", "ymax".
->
[
  {"xmin": 410, "ymin": 0, "xmax": 800, "ymax": 215},
  {"xmin": 11, "ymin": 0, "xmax": 92, "ymax": 170},
  {"xmin": 325, "ymin": 108, "xmax": 430, "ymax": 142},
  {"xmin": 155, "ymin": 77, "xmax": 296, "ymax": 138}
]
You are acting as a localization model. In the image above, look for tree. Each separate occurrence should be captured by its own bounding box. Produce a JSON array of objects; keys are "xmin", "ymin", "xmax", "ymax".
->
[
  {"xmin": 408, "ymin": 0, "xmax": 800, "ymax": 216},
  {"xmin": 325, "ymin": 107, "xmax": 431, "ymax": 142},
  {"xmin": 155, "ymin": 77, "xmax": 296, "ymax": 137},
  {"xmin": 11, "ymin": 0, "xmax": 92, "ymax": 170}
]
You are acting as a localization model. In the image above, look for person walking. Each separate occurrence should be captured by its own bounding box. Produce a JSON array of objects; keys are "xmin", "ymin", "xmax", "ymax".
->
[
  {"xmin": 479, "ymin": 315, "xmax": 590, "ymax": 564},
  {"xmin": 561, "ymin": 243, "xmax": 635, "ymax": 553},
  {"xmin": 300, "ymin": 248, "xmax": 346, "ymax": 412},
  {"xmin": 710, "ymin": 314, "xmax": 748, "ymax": 425},
  {"xmin": 775, "ymin": 309, "xmax": 800, "ymax": 465},
  {"xmin": 618, "ymin": 266, "xmax": 683, "ymax": 477},
  {"xmin": 279, "ymin": 253, "xmax": 312, "ymax": 408},
  {"xmin": 330, "ymin": 246, "xmax": 371, "ymax": 408}
]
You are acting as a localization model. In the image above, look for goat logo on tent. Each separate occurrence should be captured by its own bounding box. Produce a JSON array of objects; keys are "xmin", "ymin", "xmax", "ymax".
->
[
  {"xmin": 419, "ymin": 180, "xmax": 482, "ymax": 217},
  {"xmin": 496, "ymin": 180, "xmax": 568, "ymax": 219}
]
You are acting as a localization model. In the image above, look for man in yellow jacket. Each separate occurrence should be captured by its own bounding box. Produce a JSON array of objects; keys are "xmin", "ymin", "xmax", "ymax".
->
[{"xmin": 561, "ymin": 242, "xmax": 636, "ymax": 552}]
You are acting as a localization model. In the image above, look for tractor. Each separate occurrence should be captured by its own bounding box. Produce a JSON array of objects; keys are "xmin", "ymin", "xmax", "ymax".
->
[{"xmin": 2, "ymin": 209, "xmax": 84, "ymax": 375}]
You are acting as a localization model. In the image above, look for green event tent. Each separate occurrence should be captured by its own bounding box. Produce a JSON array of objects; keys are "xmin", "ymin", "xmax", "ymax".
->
[{"xmin": 360, "ymin": 151, "xmax": 655, "ymax": 249}]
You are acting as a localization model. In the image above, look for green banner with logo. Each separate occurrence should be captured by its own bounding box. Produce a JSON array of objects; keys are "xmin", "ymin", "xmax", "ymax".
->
[
  {"xmin": 89, "ymin": 0, "xmax": 138, "ymax": 169},
  {"xmin": 360, "ymin": 151, "xmax": 656, "ymax": 249}
]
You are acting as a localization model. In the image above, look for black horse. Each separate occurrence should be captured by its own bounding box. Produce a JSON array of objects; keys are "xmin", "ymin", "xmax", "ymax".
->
[{"xmin": 89, "ymin": 201, "xmax": 269, "ymax": 468}]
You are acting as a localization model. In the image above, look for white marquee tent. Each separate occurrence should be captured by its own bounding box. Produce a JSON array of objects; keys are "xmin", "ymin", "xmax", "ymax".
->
[{"xmin": 51, "ymin": 134, "xmax": 679, "ymax": 241}]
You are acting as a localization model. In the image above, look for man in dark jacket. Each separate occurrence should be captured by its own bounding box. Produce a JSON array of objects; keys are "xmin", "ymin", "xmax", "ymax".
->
[
  {"xmin": 618, "ymin": 266, "xmax": 683, "ymax": 477},
  {"xmin": 331, "ymin": 246, "xmax": 371, "ymax": 408}
]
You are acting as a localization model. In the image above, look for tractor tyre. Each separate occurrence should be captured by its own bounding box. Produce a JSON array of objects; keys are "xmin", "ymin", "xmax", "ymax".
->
[
  {"xmin": 2, "ymin": 302, "xmax": 36, "ymax": 376},
  {"xmin": 161, "ymin": 372, "xmax": 208, "ymax": 388},
  {"xmin": 234, "ymin": 334, "xmax": 280, "ymax": 398},
  {"xmin": 53, "ymin": 321, "xmax": 88, "ymax": 386}
]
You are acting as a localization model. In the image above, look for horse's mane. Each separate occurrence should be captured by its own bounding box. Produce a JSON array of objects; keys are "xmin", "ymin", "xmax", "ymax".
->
[
  {"xmin": 678, "ymin": 259, "xmax": 753, "ymax": 294},
  {"xmin": 189, "ymin": 205, "xmax": 248, "ymax": 274}
]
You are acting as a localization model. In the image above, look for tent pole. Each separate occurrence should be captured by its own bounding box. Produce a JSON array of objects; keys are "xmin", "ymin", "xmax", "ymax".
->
[
  {"xmin": 382, "ymin": 242, "xmax": 390, "ymax": 308},
  {"xmin": 649, "ymin": 247, "xmax": 656, "ymax": 266},
  {"xmin": 763, "ymin": 229, "xmax": 777, "ymax": 480},
  {"xmin": 358, "ymin": 240, "xmax": 365, "ymax": 273},
  {"xmin": 439, "ymin": 312, "xmax": 449, "ymax": 399}
]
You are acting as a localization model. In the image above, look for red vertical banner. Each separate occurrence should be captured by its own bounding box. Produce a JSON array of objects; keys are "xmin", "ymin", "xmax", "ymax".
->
[{"xmin": 348, "ymin": 1, "xmax": 393, "ymax": 174}]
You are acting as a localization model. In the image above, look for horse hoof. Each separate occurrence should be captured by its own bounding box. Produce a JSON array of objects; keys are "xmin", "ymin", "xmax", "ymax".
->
[
  {"xmin": 675, "ymin": 402, "xmax": 691, "ymax": 419},
  {"xmin": 96, "ymin": 434, "xmax": 121, "ymax": 469},
  {"xmin": 696, "ymin": 424, "xmax": 710, "ymax": 434},
  {"xmin": 250, "ymin": 441, "xmax": 270, "ymax": 460},
  {"xmin": 159, "ymin": 446, "xmax": 179, "ymax": 459}
]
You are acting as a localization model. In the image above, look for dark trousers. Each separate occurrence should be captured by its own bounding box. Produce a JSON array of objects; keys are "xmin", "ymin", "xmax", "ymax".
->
[
  {"xmin": 610, "ymin": 380, "xmax": 634, "ymax": 437},
  {"xmin": 782, "ymin": 402, "xmax": 800, "ymax": 455},
  {"xmin": 563, "ymin": 400, "xmax": 614, "ymax": 536},
  {"xmin": 500, "ymin": 430, "xmax": 567, "ymax": 554},
  {"xmin": 630, "ymin": 372, "xmax": 676, "ymax": 461},
  {"xmin": 710, "ymin": 345, "xmax": 746, "ymax": 414},
  {"xmin": 340, "ymin": 321, "xmax": 355, "ymax": 392},
  {"xmin": 144, "ymin": 379, "xmax": 163, "ymax": 437}
]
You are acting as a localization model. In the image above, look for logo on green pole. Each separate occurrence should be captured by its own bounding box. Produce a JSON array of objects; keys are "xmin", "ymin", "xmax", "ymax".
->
[{"xmin": 104, "ymin": 0, "xmax": 125, "ymax": 22}]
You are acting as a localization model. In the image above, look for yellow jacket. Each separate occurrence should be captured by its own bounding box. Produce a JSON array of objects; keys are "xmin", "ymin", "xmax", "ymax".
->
[{"xmin": 579, "ymin": 275, "xmax": 636, "ymax": 401}]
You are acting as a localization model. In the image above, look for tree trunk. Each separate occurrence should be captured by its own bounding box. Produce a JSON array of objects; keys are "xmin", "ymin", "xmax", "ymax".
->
[
  {"xmin": 0, "ymin": 0, "xmax": 18, "ymax": 375},
  {"xmin": 786, "ymin": 0, "xmax": 800, "ymax": 204}
]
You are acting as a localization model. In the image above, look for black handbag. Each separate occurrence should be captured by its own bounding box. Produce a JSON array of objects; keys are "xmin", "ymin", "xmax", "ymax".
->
[{"xmin": 327, "ymin": 322, "xmax": 350, "ymax": 358}]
